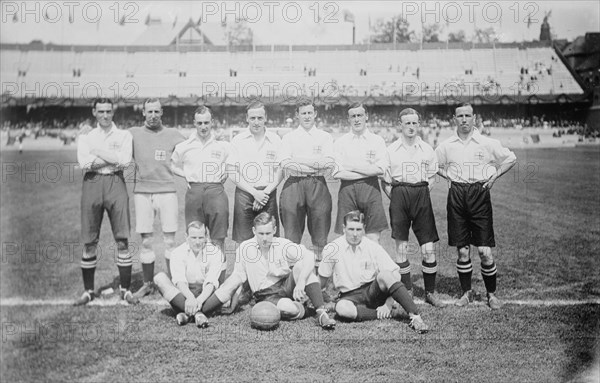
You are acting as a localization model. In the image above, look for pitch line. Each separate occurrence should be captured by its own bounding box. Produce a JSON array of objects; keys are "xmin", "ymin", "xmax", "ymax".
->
[{"xmin": 1, "ymin": 298, "xmax": 599, "ymax": 307}]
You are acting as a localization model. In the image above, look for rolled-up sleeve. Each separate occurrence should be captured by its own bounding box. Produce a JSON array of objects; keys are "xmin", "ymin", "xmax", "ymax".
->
[
  {"xmin": 203, "ymin": 248, "xmax": 223, "ymax": 289},
  {"xmin": 426, "ymin": 148, "xmax": 439, "ymax": 182},
  {"xmin": 170, "ymin": 255, "xmax": 187, "ymax": 286},
  {"xmin": 77, "ymin": 134, "xmax": 95, "ymax": 170},
  {"xmin": 491, "ymin": 141, "xmax": 516, "ymax": 166},
  {"xmin": 115, "ymin": 131, "xmax": 133, "ymax": 168}
]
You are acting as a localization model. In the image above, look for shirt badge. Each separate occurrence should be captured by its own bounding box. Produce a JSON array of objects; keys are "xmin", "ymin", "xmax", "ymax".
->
[{"xmin": 154, "ymin": 150, "xmax": 167, "ymax": 161}]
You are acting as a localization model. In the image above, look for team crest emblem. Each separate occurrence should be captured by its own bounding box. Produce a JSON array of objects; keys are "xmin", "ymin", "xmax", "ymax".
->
[
  {"xmin": 154, "ymin": 150, "xmax": 167, "ymax": 161},
  {"xmin": 211, "ymin": 150, "xmax": 222, "ymax": 159},
  {"xmin": 109, "ymin": 142, "xmax": 120, "ymax": 150},
  {"xmin": 366, "ymin": 150, "xmax": 376, "ymax": 160},
  {"xmin": 266, "ymin": 150, "xmax": 276, "ymax": 160},
  {"xmin": 313, "ymin": 146, "xmax": 322, "ymax": 155},
  {"xmin": 475, "ymin": 151, "xmax": 485, "ymax": 160}
]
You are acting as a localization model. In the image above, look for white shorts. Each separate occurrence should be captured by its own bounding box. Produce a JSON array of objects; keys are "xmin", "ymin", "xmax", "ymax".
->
[{"xmin": 134, "ymin": 193, "xmax": 179, "ymax": 234}]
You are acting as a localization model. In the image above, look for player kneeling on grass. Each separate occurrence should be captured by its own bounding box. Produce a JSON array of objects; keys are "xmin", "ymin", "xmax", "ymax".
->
[
  {"xmin": 318, "ymin": 211, "xmax": 429, "ymax": 334},
  {"xmin": 198, "ymin": 212, "xmax": 336, "ymax": 329},
  {"xmin": 153, "ymin": 221, "xmax": 224, "ymax": 327}
]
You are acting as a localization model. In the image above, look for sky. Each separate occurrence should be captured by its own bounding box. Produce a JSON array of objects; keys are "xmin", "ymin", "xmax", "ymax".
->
[{"xmin": 1, "ymin": 0, "xmax": 599, "ymax": 45}]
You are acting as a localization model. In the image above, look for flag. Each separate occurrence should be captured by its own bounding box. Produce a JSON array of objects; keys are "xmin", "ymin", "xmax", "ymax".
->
[{"xmin": 343, "ymin": 10, "xmax": 354, "ymax": 24}]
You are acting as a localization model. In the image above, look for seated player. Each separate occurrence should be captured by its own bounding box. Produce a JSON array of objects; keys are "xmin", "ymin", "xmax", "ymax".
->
[
  {"xmin": 198, "ymin": 212, "xmax": 336, "ymax": 329},
  {"xmin": 153, "ymin": 221, "xmax": 224, "ymax": 327},
  {"xmin": 318, "ymin": 210, "xmax": 430, "ymax": 334}
]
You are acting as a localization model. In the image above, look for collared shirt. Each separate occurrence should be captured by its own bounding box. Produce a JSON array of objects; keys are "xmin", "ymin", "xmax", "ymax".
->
[
  {"xmin": 230, "ymin": 237, "xmax": 313, "ymax": 292},
  {"xmin": 77, "ymin": 122, "xmax": 132, "ymax": 174},
  {"xmin": 435, "ymin": 129, "xmax": 517, "ymax": 183},
  {"xmin": 384, "ymin": 136, "xmax": 438, "ymax": 184},
  {"xmin": 170, "ymin": 242, "xmax": 223, "ymax": 288},
  {"xmin": 333, "ymin": 129, "xmax": 389, "ymax": 180},
  {"xmin": 171, "ymin": 133, "xmax": 232, "ymax": 183},
  {"xmin": 279, "ymin": 125, "xmax": 334, "ymax": 177},
  {"xmin": 228, "ymin": 129, "xmax": 281, "ymax": 188},
  {"xmin": 318, "ymin": 236, "xmax": 399, "ymax": 293}
]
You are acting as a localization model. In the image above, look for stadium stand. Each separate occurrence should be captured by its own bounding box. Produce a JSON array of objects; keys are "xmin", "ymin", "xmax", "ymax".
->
[{"xmin": 1, "ymin": 42, "xmax": 585, "ymax": 99}]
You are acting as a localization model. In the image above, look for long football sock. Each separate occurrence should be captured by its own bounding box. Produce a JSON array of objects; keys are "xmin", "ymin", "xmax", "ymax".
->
[
  {"xmin": 201, "ymin": 294, "xmax": 225, "ymax": 316},
  {"xmin": 139, "ymin": 250, "xmax": 156, "ymax": 283},
  {"xmin": 422, "ymin": 261, "xmax": 437, "ymax": 293},
  {"xmin": 456, "ymin": 259, "xmax": 473, "ymax": 292},
  {"xmin": 389, "ymin": 281, "xmax": 418, "ymax": 315},
  {"xmin": 304, "ymin": 282, "xmax": 325, "ymax": 308},
  {"xmin": 117, "ymin": 252, "xmax": 133, "ymax": 290},
  {"xmin": 481, "ymin": 262, "xmax": 497, "ymax": 293},
  {"xmin": 142, "ymin": 262, "xmax": 155, "ymax": 283},
  {"xmin": 355, "ymin": 305, "xmax": 378, "ymax": 321},
  {"xmin": 397, "ymin": 261, "xmax": 412, "ymax": 290},
  {"xmin": 81, "ymin": 256, "xmax": 97, "ymax": 291},
  {"xmin": 169, "ymin": 293, "xmax": 186, "ymax": 314}
]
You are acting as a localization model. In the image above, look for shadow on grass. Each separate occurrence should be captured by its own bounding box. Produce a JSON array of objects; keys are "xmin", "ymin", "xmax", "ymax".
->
[
  {"xmin": 559, "ymin": 304, "xmax": 600, "ymax": 381},
  {"xmin": 411, "ymin": 274, "xmax": 464, "ymax": 298}
]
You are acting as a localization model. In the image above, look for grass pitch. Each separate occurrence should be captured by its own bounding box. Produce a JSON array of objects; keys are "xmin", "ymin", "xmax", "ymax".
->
[{"xmin": 1, "ymin": 146, "xmax": 599, "ymax": 382}]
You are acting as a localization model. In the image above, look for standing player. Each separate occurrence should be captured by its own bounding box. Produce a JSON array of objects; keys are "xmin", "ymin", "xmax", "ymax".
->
[
  {"xmin": 75, "ymin": 98, "xmax": 136, "ymax": 306},
  {"xmin": 436, "ymin": 103, "xmax": 516, "ymax": 309},
  {"xmin": 279, "ymin": 98, "xmax": 335, "ymax": 262},
  {"xmin": 318, "ymin": 211, "xmax": 429, "ymax": 333},
  {"xmin": 333, "ymin": 103, "xmax": 388, "ymax": 243},
  {"xmin": 171, "ymin": 106, "xmax": 231, "ymax": 265},
  {"xmin": 196, "ymin": 212, "xmax": 336, "ymax": 329},
  {"xmin": 382, "ymin": 108, "xmax": 445, "ymax": 308},
  {"xmin": 129, "ymin": 98, "xmax": 185, "ymax": 299},
  {"xmin": 153, "ymin": 221, "xmax": 223, "ymax": 327},
  {"xmin": 228, "ymin": 100, "xmax": 283, "ymax": 244}
]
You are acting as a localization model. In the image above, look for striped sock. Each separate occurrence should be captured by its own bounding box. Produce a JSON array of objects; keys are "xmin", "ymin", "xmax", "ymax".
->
[
  {"xmin": 481, "ymin": 262, "xmax": 497, "ymax": 293},
  {"xmin": 117, "ymin": 251, "xmax": 133, "ymax": 290},
  {"xmin": 81, "ymin": 256, "xmax": 97, "ymax": 291},
  {"xmin": 397, "ymin": 261, "xmax": 412, "ymax": 290},
  {"xmin": 456, "ymin": 260, "xmax": 473, "ymax": 292},
  {"xmin": 422, "ymin": 261, "xmax": 437, "ymax": 293}
]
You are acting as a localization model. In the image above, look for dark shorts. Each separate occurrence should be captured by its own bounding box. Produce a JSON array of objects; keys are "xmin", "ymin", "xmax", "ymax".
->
[
  {"xmin": 389, "ymin": 182, "xmax": 439, "ymax": 245},
  {"xmin": 280, "ymin": 176, "xmax": 332, "ymax": 248},
  {"xmin": 335, "ymin": 177, "xmax": 389, "ymax": 234},
  {"xmin": 185, "ymin": 183, "xmax": 229, "ymax": 240},
  {"xmin": 337, "ymin": 280, "xmax": 388, "ymax": 309},
  {"xmin": 232, "ymin": 187, "xmax": 279, "ymax": 243},
  {"xmin": 81, "ymin": 172, "xmax": 130, "ymax": 244},
  {"xmin": 185, "ymin": 271, "xmax": 226, "ymax": 297},
  {"xmin": 253, "ymin": 273, "xmax": 295, "ymax": 305},
  {"xmin": 447, "ymin": 182, "xmax": 495, "ymax": 248}
]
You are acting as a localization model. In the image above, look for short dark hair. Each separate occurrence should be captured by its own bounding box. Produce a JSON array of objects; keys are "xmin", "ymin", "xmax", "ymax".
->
[
  {"xmin": 347, "ymin": 102, "xmax": 367, "ymax": 115},
  {"xmin": 455, "ymin": 103, "xmax": 473, "ymax": 113},
  {"xmin": 143, "ymin": 98, "xmax": 161, "ymax": 108},
  {"xmin": 295, "ymin": 97, "xmax": 316, "ymax": 113},
  {"xmin": 253, "ymin": 212, "xmax": 277, "ymax": 228},
  {"xmin": 246, "ymin": 99, "xmax": 265, "ymax": 112},
  {"xmin": 398, "ymin": 108, "xmax": 420, "ymax": 121},
  {"xmin": 343, "ymin": 210, "xmax": 365, "ymax": 226},
  {"xmin": 93, "ymin": 98, "xmax": 113, "ymax": 109},
  {"xmin": 194, "ymin": 105, "xmax": 212, "ymax": 118},
  {"xmin": 186, "ymin": 221, "xmax": 206, "ymax": 235}
]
